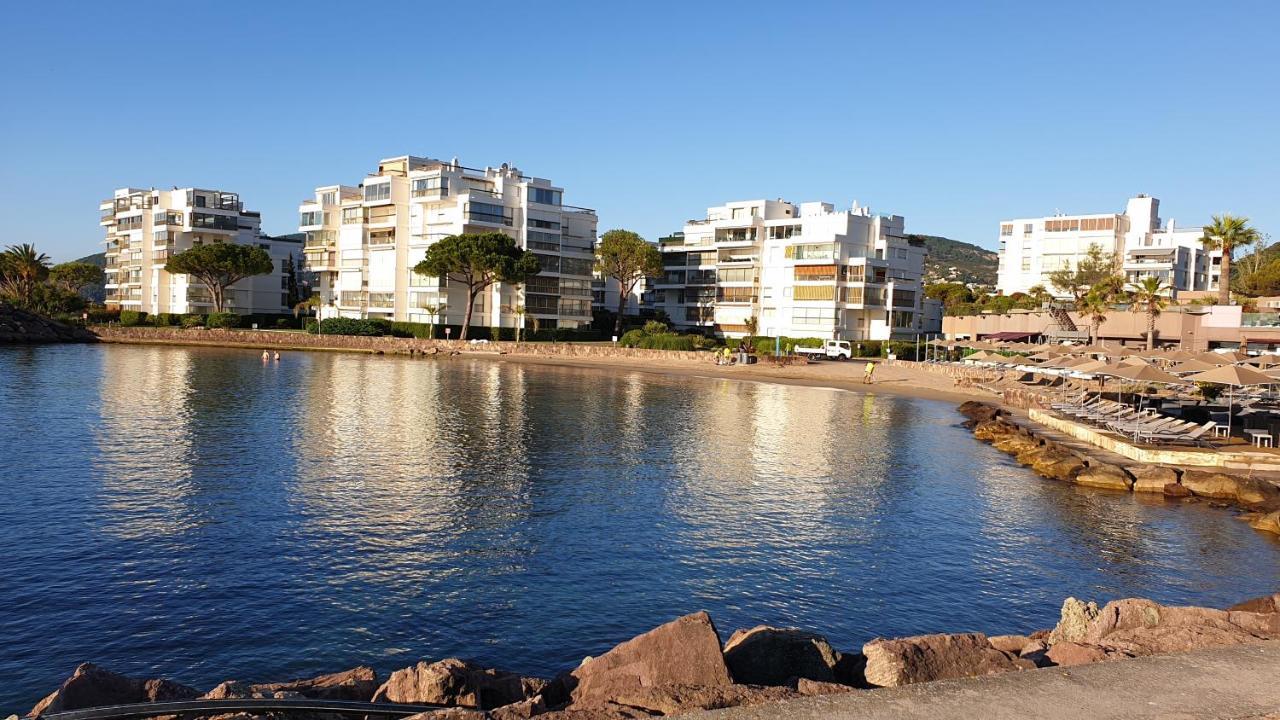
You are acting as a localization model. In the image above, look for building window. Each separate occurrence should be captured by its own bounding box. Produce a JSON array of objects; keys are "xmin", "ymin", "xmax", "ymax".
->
[
  {"xmin": 768, "ymin": 224, "xmax": 801, "ymax": 240},
  {"xmin": 411, "ymin": 177, "xmax": 449, "ymax": 198},
  {"xmin": 342, "ymin": 207, "xmax": 364, "ymax": 224},
  {"xmin": 793, "ymin": 285, "xmax": 834, "ymax": 301},
  {"xmin": 191, "ymin": 212, "xmax": 237, "ymax": 231},
  {"xmin": 718, "ymin": 267, "xmax": 754, "ymax": 283},
  {"xmin": 785, "ymin": 243, "xmax": 835, "ymax": 260},
  {"xmin": 528, "ymin": 218, "xmax": 561, "ymax": 231},
  {"xmin": 321, "ymin": 191, "xmax": 336, "ymax": 206},
  {"xmin": 793, "ymin": 264, "xmax": 837, "ymax": 282},
  {"xmin": 792, "ymin": 307, "xmax": 836, "ymax": 325},
  {"xmin": 300, "ymin": 211, "xmax": 323, "ymax": 226},
  {"xmin": 731, "ymin": 207, "xmax": 746, "ymax": 219},
  {"xmin": 1000, "ymin": 224, "xmax": 1013, "ymax": 236},
  {"xmin": 1021, "ymin": 258, "xmax": 1031, "ymax": 271},
  {"xmin": 528, "ymin": 187, "xmax": 562, "ymax": 205},
  {"xmin": 364, "ymin": 183, "xmax": 391, "ymax": 202}
]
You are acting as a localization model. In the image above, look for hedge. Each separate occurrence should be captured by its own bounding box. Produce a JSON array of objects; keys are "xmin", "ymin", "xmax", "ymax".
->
[
  {"xmin": 119, "ymin": 310, "xmax": 147, "ymax": 327},
  {"xmin": 206, "ymin": 312, "xmax": 242, "ymax": 329}
]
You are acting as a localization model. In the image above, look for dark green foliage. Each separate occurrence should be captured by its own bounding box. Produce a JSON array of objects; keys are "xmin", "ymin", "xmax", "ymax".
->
[
  {"xmin": 150, "ymin": 313, "xmax": 178, "ymax": 327},
  {"xmin": 119, "ymin": 310, "xmax": 147, "ymax": 326},
  {"xmin": 618, "ymin": 323, "xmax": 697, "ymax": 351},
  {"xmin": 206, "ymin": 312, "xmax": 241, "ymax": 329},
  {"xmin": 413, "ymin": 232, "xmax": 541, "ymax": 340},
  {"xmin": 165, "ymin": 243, "xmax": 274, "ymax": 313},
  {"xmin": 316, "ymin": 317, "xmax": 385, "ymax": 336},
  {"xmin": 274, "ymin": 318, "xmax": 292, "ymax": 329},
  {"xmin": 180, "ymin": 314, "xmax": 205, "ymax": 328}
]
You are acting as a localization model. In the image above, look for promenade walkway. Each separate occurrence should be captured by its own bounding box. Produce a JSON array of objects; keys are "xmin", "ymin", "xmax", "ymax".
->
[{"xmin": 688, "ymin": 640, "xmax": 1280, "ymax": 719}]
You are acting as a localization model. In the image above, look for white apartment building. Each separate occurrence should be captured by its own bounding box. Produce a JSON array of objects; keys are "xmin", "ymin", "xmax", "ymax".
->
[
  {"xmin": 656, "ymin": 199, "xmax": 927, "ymax": 340},
  {"xmin": 996, "ymin": 195, "xmax": 1217, "ymax": 298},
  {"xmin": 299, "ymin": 156, "xmax": 598, "ymax": 330},
  {"xmin": 101, "ymin": 187, "xmax": 296, "ymax": 315}
]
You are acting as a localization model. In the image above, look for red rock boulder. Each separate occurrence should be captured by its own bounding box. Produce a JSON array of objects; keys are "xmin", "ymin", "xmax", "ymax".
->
[
  {"xmin": 31, "ymin": 664, "xmax": 198, "ymax": 716},
  {"xmin": 373, "ymin": 658, "xmax": 543, "ymax": 710},
  {"xmin": 861, "ymin": 633, "xmax": 1033, "ymax": 687},
  {"xmin": 722, "ymin": 626, "xmax": 841, "ymax": 686}
]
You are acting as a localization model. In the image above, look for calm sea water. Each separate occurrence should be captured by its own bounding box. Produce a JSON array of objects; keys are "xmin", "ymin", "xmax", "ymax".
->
[{"xmin": 2, "ymin": 343, "xmax": 1279, "ymax": 710}]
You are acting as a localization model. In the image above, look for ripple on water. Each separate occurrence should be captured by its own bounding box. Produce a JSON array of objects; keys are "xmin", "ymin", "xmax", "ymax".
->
[{"xmin": 1, "ymin": 343, "xmax": 1278, "ymax": 711}]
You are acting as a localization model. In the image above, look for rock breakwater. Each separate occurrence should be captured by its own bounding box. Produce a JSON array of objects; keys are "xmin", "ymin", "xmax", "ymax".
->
[
  {"xmin": 958, "ymin": 401, "xmax": 1280, "ymax": 537},
  {"xmin": 17, "ymin": 593, "xmax": 1280, "ymax": 719}
]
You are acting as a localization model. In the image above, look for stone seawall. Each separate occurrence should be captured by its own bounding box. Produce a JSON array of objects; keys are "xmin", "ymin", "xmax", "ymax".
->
[
  {"xmin": 19, "ymin": 593, "xmax": 1280, "ymax": 719},
  {"xmin": 90, "ymin": 326, "xmax": 707, "ymax": 362},
  {"xmin": 958, "ymin": 401, "xmax": 1280, "ymax": 537}
]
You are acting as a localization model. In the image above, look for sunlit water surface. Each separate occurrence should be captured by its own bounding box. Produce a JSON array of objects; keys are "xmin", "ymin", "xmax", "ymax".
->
[{"xmin": 2, "ymin": 343, "xmax": 1278, "ymax": 710}]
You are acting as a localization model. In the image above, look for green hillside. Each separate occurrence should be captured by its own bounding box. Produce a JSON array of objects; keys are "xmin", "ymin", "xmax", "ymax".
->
[
  {"xmin": 73, "ymin": 252, "xmax": 107, "ymax": 303},
  {"xmin": 909, "ymin": 234, "xmax": 998, "ymax": 286}
]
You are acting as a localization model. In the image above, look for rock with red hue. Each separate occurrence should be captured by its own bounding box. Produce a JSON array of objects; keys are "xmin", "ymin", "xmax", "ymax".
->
[
  {"xmin": 1230, "ymin": 593, "xmax": 1280, "ymax": 613},
  {"xmin": 534, "ymin": 706, "xmax": 652, "ymax": 720},
  {"xmin": 30, "ymin": 664, "xmax": 198, "ymax": 716},
  {"xmin": 556, "ymin": 612, "xmax": 732, "ymax": 708},
  {"xmin": 400, "ymin": 710, "xmax": 486, "ymax": 720},
  {"xmin": 987, "ymin": 635, "xmax": 1031, "ymax": 654},
  {"xmin": 1128, "ymin": 465, "xmax": 1180, "ymax": 493},
  {"xmin": 861, "ymin": 633, "xmax": 1033, "ymax": 688},
  {"xmin": 1018, "ymin": 640, "xmax": 1051, "ymax": 667},
  {"xmin": 1061, "ymin": 597, "xmax": 1280, "ymax": 658},
  {"xmin": 795, "ymin": 679, "xmax": 858, "ymax": 696},
  {"xmin": 373, "ymin": 659, "xmax": 542, "ymax": 710},
  {"xmin": 1045, "ymin": 642, "xmax": 1112, "ymax": 667},
  {"xmin": 832, "ymin": 653, "xmax": 868, "ymax": 688},
  {"xmin": 1163, "ymin": 483, "xmax": 1193, "ymax": 498},
  {"xmin": 487, "ymin": 697, "xmax": 547, "ymax": 720},
  {"xmin": 958, "ymin": 401, "xmax": 1002, "ymax": 425},
  {"xmin": 252, "ymin": 666, "xmax": 378, "ymax": 701},
  {"xmin": 1075, "ymin": 462, "xmax": 1134, "ymax": 491},
  {"xmin": 973, "ymin": 419, "xmax": 1016, "ymax": 442},
  {"xmin": 722, "ymin": 626, "xmax": 840, "ymax": 686},
  {"xmin": 604, "ymin": 684, "xmax": 799, "ymax": 716},
  {"xmin": 1030, "ymin": 449, "xmax": 1086, "ymax": 482},
  {"xmin": 201, "ymin": 680, "xmax": 253, "ymax": 700}
]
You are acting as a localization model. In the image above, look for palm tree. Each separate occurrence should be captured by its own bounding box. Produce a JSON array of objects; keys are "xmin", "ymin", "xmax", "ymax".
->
[
  {"xmin": 1076, "ymin": 289, "xmax": 1111, "ymax": 345},
  {"xmin": 1128, "ymin": 276, "xmax": 1170, "ymax": 351},
  {"xmin": 1027, "ymin": 284, "xmax": 1050, "ymax": 308},
  {"xmin": 1201, "ymin": 214, "xmax": 1260, "ymax": 305},
  {"xmin": 421, "ymin": 303, "xmax": 445, "ymax": 340},
  {"xmin": 511, "ymin": 304, "xmax": 527, "ymax": 343},
  {"xmin": 0, "ymin": 243, "xmax": 51, "ymax": 308}
]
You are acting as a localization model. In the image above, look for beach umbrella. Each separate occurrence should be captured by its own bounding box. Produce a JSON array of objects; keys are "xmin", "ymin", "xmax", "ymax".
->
[
  {"xmin": 1168, "ymin": 358, "xmax": 1217, "ymax": 375},
  {"xmin": 1194, "ymin": 352, "xmax": 1233, "ymax": 366},
  {"xmin": 1027, "ymin": 349, "xmax": 1063, "ymax": 361},
  {"xmin": 1162, "ymin": 350, "xmax": 1199, "ymax": 363},
  {"xmin": 1099, "ymin": 363, "xmax": 1185, "ymax": 441},
  {"xmin": 1118, "ymin": 355, "xmax": 1150, "ymax": 366},
  {"xmin": 1183, "ymin": 365, "xmax": 1276, "ymax": 438}
]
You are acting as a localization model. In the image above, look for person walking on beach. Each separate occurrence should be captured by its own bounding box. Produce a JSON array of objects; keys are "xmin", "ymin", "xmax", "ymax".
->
[{"xmin": 863, "ymin": 361, "xmax": 876, "ymax": 384}]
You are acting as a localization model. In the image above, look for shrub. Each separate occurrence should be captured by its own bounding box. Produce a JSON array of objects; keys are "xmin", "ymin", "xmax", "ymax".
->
[
  {"xmin": 206, "ymin": 312, "xmax": 242, "ymax": 329},
  {"xmin": 86, "ymin": 308, "xmax": 120, "ymax": 324},
  {"xmin": 388, "ymin": 321, "xmax": 435, "ymax": 339},
  {"xmin": 304, "ymin": 319, "xmax": 319, "ymax": 334},
  {"xmin": 150, "ymin": 313, "xmax": 177, "ymax": 327},
  {"xmin": 636, "ymin": 333, "xmax": 695, "ymax": 351},
  {"xmin": 180, "ymin": 314, "xmax": 205, "ymax": 328},
  {"xmin": 318, "ymin": 317, "xmax": 385, "ymax": 336},
  {"xmin": 619, "ymin": 329, "xmax": 646, "ymax": 348},
  {"xmin": 274, "ymin": 318, "xmax": 291, "ymax": 329},
  {"xmin": 119, "ymin": 310, "xmax": 147, "ymax": 327},
  {"xmin": 643, "ymin": 320, "xmax": 668, "ymax": 335}
]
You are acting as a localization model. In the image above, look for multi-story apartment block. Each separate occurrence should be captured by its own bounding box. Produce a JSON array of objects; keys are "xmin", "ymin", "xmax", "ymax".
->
[
  {"xmin": 299, "ymin": 156, "xmax": 598, "ymax": 330},
  {"xmin": 655, "ymin": 199, "xmax": 927, "ymax": 340},
  {"xmin": 100, "ymin": 187, "xmax": 296, "ymax": 314},
  {"xmin": 995, "ymin": 195, "xmax": 1217, "ymax": 298}
]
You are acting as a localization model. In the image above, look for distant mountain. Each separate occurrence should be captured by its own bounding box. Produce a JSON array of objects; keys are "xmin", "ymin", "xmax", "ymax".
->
[
  {"xmin": 72, "ymin": 252, "xmax": 107, "ymax": 303},
  {"xmin": 910, "ymin": 234, "xmax": 998, "ymax": 286}
]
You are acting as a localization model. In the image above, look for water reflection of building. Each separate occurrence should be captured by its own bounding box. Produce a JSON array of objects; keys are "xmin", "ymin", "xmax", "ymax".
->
[{"xmin": 93, "ymin": 345, "xmax": 198, "ymax": 539}]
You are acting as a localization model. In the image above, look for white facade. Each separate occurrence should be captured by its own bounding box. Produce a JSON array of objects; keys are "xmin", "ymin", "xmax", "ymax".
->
[
  {"xmin": 101, "ymin": 187, "xmax": 295, "ymax": 315},
  {"xmin": 299, "ymin": 156, "xmax": 598, "ymax": 330},
  {"xmin": 656, "ymin": 199, "xmax": 927, "ymax": 340},
  {"xmin": 996, "ymin": 195, "xmax": 1218, "ymax": 298}
]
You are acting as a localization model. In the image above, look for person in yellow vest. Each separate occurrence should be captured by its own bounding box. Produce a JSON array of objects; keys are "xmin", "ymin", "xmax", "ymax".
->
[
  {"xmin": 863, "ymin": 361, "xmax": 876, "ymax": 384},
  {"xmin": 721, "ymin": 346, "xmax": 733, "ymax": 365}
]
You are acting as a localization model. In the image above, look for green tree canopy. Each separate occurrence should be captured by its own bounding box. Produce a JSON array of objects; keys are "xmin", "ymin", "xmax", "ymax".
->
[
  {"xmin": 165, "ymin": 242, "xmax": 274, "ymax": 313},
  {"xmin": 1046, "ymin": 244, "xmax": 1118, "ymax": 305},
  {"xmin": 49, "ymin": 261, "xmax": 105, "ymax": 298},
  {"xmin": 924, "ymin": 282, "xmax": 976, "ymax": 310},
  {"xmin": 0, "ymin": 243, "xmax": 52, "ymax": 309},
  {"xmin": 1237, "ymin": 258, "xmax": 1280, "ymax": 297},
  {"xmin": 413, "ymin": 232, "xmax": 540, "ymax": 340},
  {"xmin": 1201, "ymin": 214, "xmax": 1261, "ymax": 305},
  {"xmin": 594, "ymin": 229, "xmax": 662, "ymax": 336}
]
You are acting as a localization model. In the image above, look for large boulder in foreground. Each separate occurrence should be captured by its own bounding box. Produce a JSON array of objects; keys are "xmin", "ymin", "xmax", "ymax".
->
[
  {"xmin": 1180, "ymin": 471, "xmax": 1280, "ymax": 508},
  {"xmin": 1128, "ymin": 465, "xmax": 1180, "ymax": 493},
  {"xmin": 31, "ymin": 663, "xmax": 198, "ymax": 716},
  {"xmin": 1048, "ymin": 597, "xmax": 1280, "ymax": 659},
  {"xmin": 1231, "ymin": 593, "xmax": 1280, "ymax": 614},
  {"xmin": 861, "ymin": 633, "xmax": 1032, "ymax": 687},
  {"xmin": 722, "ymin": 626, "xmax": 841, "ymax": 686},
  {"xmin": 1075, "ymin": 462, "xmax": 1134, "ymax": 491},
  {"xmin": 373, "ymin": 659, "xmax": 543, "ymax": 710},
  {"xmin": 551, "ymin": 612, "xmax": 731, "ymax": 709}
]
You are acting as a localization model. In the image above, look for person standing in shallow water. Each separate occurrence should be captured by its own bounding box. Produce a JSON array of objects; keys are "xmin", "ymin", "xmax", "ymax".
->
[
  {"xmin": 261, "ymin": 350, "xmax": 270, "ymax": 362},
  {"xmin": 863, "ymin": 361, "xmax": 876, "ymax": 384}
]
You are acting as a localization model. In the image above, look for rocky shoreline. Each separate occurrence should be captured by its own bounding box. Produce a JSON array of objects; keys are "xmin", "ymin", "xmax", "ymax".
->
[
  {"xmin": 0, "ymin": 304, "xmax": 94, "ymax": 344},
  {"xmin": 15, "ymin": 592, "xmax": 1280, "ymax": 720},
  {"xmin": 958, "ymin": 401, "xmax": 1280, "ymax": 537}
]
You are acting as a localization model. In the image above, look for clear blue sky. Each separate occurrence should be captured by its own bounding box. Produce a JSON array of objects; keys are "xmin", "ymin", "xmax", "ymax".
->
[{"xmin": 2, "ymin": 0, "xmax": 1276, "ymax": 262}]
